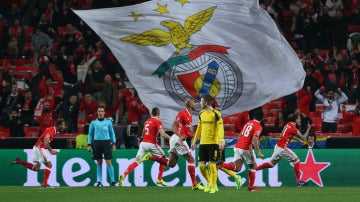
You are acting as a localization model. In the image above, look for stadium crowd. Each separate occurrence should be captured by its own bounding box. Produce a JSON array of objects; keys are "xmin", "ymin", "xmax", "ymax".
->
[{"xmin": 0, "ymin": 0, "xmax": 359, "ymax": 148}]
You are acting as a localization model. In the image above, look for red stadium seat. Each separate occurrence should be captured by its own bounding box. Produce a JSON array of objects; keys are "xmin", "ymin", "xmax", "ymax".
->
[
  {"xmin": 15, "ymin": 71, "xmax": 33, "ymax": 81},
  {"xmin": 262, "ymin": 103, "xmax": 275, "ymax": 113},
  {"xmin": 222, "ymin": 114, "xmax": 239, "ymax": 124},
  {"xmin": 311, "ymin": 118, "xmax": 323, "ymax": 133},
  {"xmin": 315, "ymin": 104, "xmax": 325, "ymax": 112},
  {"xmin": 348, "ymin": 25, "xmax": 360, "ymax": 33},
  {"xmin": 224, "ymin": 124, "xmax": 236, "ymax": 132},
  {"xmin": 0, "ymin": 127, "xmax": 10, "ymax": 138},
  {"xmin": 14, "ymin": 65, "xmax": 38, "ymax": 75},
  {"xmin": 309, "ymin": 111, "xmax": 322, "ymax": 119},
  {"xmin": 57, "ymin": 133, "xmax": 78, "ymax": 138},
  {"xmin": 24, "ymin": 127, "xmax": 40, "ymax": 137},
  {"xmin": 77, "ymin": 119, "xmax": 87, "ymax": 134},
  {"xmin": 337, "ymin": 124, "xmax": 353, "ymax": 133}
]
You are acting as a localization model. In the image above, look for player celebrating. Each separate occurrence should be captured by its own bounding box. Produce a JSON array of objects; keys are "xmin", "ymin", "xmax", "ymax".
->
[
  {"xmin": 256, "ymin": 113, "xmax": 311, "ymax": 187},
  {"xmin": 168, "ymin": 98, "xmax": 205, "ymax": 190},
  {"xmin": 220, "ymin": 108, "xmax": 264, "ymax": 192},
  {"xmin": 118, "ymin": 107, "xmax": 171, "ymax": 187},
  {"xmin": 9, "ymin": 119, "xmax": 66, "ymax": 187},
  {"xmin": 141, "ymin": 99, "xmax": 205, "ymax": 190}
]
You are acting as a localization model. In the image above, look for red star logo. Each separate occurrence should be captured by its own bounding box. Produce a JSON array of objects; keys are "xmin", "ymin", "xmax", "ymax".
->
[{"xmin": 299, "ymin": 150, "xmax": 331, "ymax": 187}]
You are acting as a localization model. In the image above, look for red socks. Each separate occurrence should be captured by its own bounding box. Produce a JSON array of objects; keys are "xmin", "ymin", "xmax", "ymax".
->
[
  {"xmin": 43, "ymin": 165, "xmax": 52, "ymax": 186},
  {"xmin": 248, "ymin": 169, "xmax": 256, "ymax": 189},
  {"xmin": 158, "ymin": 164, "xmax": 166, "ymax": 180},
  {"xmin": 124, "ymin": 162, "xmax": 139, "ymax": 177},
  {"xmin": 18, "ymin": 159, "xmax": 37, "ymax": 171},
  {"xmin": 256, "ymin": 162, "xmax": 273, "ymax": 171},
  {"xmin": 222, "ymin": 162, "xmax": 236, "ymax": 171},
  {"xmin": 149, "ymin": 156, "xmax": 169, "ymax": 166},
  {"xmin": 293, "ymin": 161, "xmax": 300, "ymax": 183},
  {"xmin": 187, "ymin": 162, "xmax": 197, "ymax": 186}
]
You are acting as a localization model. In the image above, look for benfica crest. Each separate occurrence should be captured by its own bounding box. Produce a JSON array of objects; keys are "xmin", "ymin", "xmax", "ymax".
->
[
  {"xmin": 120, "ymin": 6, "xmax": 243, "ymax": 110},
  {"xmin": 160, "ymin": 45, "xmax": 242, "ymax": 110}
]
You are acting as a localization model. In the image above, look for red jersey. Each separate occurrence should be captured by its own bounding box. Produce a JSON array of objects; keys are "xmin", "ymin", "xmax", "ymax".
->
[
  {"xmin": 234, "ymin": 111, "xmax": 249, "ymax": 133},
  {"xmin": 80, "ymin": 99, "xmax": 99, "ymax": 123},
  {"xmin": 37, "ymin": 112, "xmax": 55, "ymax": 133},
  {"xmin": 34, "ymin": 127, "xmax": 57, "ymax": 149},
  {"xmin": 235, "ymin": 120, "xmax": 262, "ymax": 150},
  {"xmin": 126, "ymin": 96, "xmax": 141, "ymax": 123},
  {"xmin": 353, "ymin": 116, "xmax": 360, "ymax": 136},
  {"xmin": 277, "ymin": 122, "xmax": 299, "ymax": 148},
  {"xmin": 141, "ymin": 117, "xmax": 163, "ymax": 144},
  {"xmin": 175, "ymin": 109, "xmax": 193, "ymax": 137}
]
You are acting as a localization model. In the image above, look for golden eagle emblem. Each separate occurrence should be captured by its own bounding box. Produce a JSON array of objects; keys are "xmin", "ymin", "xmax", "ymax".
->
[{"xmin": 120, "ymin": 6, "xmax": 216, "ymax": 54}]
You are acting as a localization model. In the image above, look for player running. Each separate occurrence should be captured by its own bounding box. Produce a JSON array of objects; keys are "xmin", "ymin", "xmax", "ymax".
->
[
  {"xmin": 9, "ymin": 119, "xmax": 66, "ymax": 187},
  {"xmin": 256, "ymin": 113, "xmax": 311, "ymax": 187},
  {"xmin": 220, "ymin": 108, "xmax": 264, "ymax": 192}
]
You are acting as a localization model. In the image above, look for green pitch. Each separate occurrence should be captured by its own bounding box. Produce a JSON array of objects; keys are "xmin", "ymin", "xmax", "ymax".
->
[{"xmin": 0, "ymin": 186, "xmax": 359, "ymax": 202}]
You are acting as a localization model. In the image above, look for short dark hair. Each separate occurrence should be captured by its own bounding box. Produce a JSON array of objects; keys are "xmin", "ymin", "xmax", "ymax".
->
[
  {"xmin": 307, "ymin": 133, "xmax": 316, "ymax": 140},
  {"xmin": 56, "ymin": 119, "xmax": 65, "ymax": 127},
  {"xmin": 252, "ymin": 108, "xmax": 264, "ymax": 121},
  {"xmin": 287, "ymin": 113, "xmax": 298, "ymax": 122},
  {"xmin": 151, "ymin": 107, "xmax": 160, "ymax": 116},
  {"xmin": 201, "ymin": 94, "xmax": 213, "ymax": 106},
  {"xmin": 97, "ymin": 104, "xmax": 105, "ymax": 109}
]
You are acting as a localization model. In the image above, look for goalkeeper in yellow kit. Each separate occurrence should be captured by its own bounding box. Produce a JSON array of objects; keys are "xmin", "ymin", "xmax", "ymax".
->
[{"xmin": 191, "ymin": 95, "xmax": 225, "ymax": 194}]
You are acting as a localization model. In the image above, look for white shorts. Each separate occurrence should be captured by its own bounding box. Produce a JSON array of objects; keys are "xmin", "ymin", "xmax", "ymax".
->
[
  {"xmin": 270, "ymin": 145, "xmax": 298, "ymax": 162},
  {"xmin": 32, "ymin": 146, "xmax": 50, "ymax": 164},
  {"xmin": 136, "ymin": 142, "xmax": 165, "ymax": 158},
  {"xmin": 233, "ymin": 148, "xmax": 256, "ymax": 165},
  {"xmin": 168, "ymin": 135, "xmax": 190, "ymax": 156}
]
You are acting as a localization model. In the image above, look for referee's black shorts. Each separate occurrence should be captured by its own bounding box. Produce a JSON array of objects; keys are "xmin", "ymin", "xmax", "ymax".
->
[
  {"xmin": 198, "ymin": 144, "xmax": 219, "ymax": 162},
  {"xmin": 92, "ymin": 140, "xmax": 113, "ymax": 160}
]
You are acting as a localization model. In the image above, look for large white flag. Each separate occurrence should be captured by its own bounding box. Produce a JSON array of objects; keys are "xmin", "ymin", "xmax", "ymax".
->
[{"xmin": 74, "ymin": 0, "xmax": 305, "ymax": 129}]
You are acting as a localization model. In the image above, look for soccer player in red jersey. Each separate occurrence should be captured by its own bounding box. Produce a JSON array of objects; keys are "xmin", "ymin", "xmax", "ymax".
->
[
  {"xmin": 9, "ymin": 119, "xmax": 66, "ymax": 187},
  {"xmin": 118, "ymin": 107, "xmax": 171, "ymax": 187},
  {"xmin": 139, "ymin": 99, "xmax": 205, "ymax": 190},
  {"xmin": 168, "ymin": 98, "xmax": 205, "ymax": 190},
  {"xmin": 256, "ymin": 113, "xmax": 311, "ymax": 187},
  {"xmin": 220, "ymin": 108, "xmax": 264, "ymax": 192}
]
